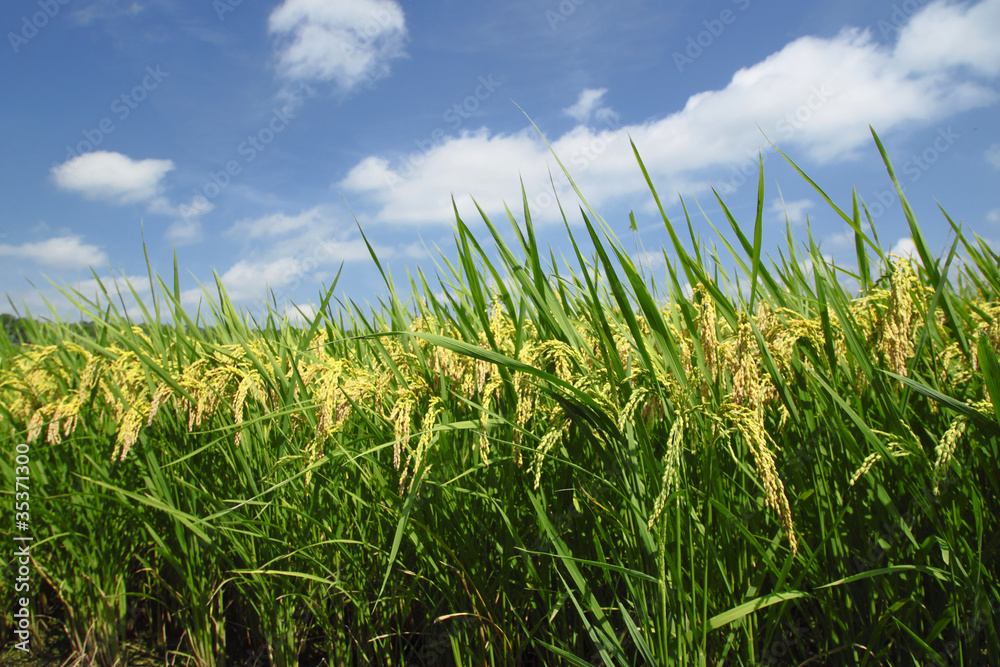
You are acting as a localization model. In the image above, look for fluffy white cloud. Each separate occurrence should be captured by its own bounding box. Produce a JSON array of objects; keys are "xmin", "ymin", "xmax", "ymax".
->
[
  {"xmin": 268, "ymin": 0, "xmax": 407, "ymax": 91},
  {"xmin": 770, "ymin": 198, "xmax": 815, "ymax": 225},
  {"xmin": 283, "ymin": 303, "xmax": 318, "ymax": 325},
  {"xmin": 48, "ymin": 157, "xmax": 208, "ymax": 245},
  {"xmin": 988, "ymin": 208, "xmax": 1000, "ymax": 223},
  {"xmin": 339, "ymin": 129, "xmax": 548, "ymax": 225},
  {"xmin": 893, "ymin": 0, "xmax": 1000, "ymax": 75},
  {"xmin": 214, "ymin": 257, "xmax": 304, "ymax": 301},
  {"xmin": 563, "ymin": 88, "xmax": 609, "ymax": 124},
  {"xmin": 338, "ymin": 0, "xmax": 1000, "ymax": 227},
  {"xmin": 51, "ymin": 151, "xmax": 174, "ymax": 204},
  {"xmin": 889, "ymin": 237, "xmax": 919, "ymax": 260},
  {"xmin": 0, "ymin": 235, "xmax": 107, "ymax": 270}
]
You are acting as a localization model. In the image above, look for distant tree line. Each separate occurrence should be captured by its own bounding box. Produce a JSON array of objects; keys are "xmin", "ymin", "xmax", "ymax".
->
[
  {"xmin": 1, "ymin": 314, "xmax": 101, "ymax": 347},
  {"xmin": 2, "ymin": 314, "xmax": 30, "ymax": 346}
]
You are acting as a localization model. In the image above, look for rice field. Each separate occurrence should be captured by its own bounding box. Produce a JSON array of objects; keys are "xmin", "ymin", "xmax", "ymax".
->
[{"xmin": 2, "ymin": 131, "xmax": 1000, "ymax": 666}]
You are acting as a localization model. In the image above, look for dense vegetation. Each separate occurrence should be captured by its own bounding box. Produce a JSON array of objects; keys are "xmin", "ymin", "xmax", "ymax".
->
[{"xmin": 2, "ymin": 131, "xmax": 999, "ymax": 665}]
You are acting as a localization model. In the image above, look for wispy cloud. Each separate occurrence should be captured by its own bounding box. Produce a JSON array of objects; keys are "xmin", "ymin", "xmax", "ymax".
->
[
  {"xmin": 70, "ymin": 0, "xmax": 146, "ymax": 26},
  {"xmin": 227, "ymin": 208, "xmax": 327, "ymax": 240},
  {"xmin": 770, "ymin": 198, "xmax": 815, "ymax": 225},
  {"xmin": 986, "ymin": 143, "xmax": 1000, "ymax": 169},
  {"xmin": 191, "ymin": 206, "xmax": 400, "ymax": 305},
  {"xmin": 563, "ymin": 88, "xmax": 609, "ymax": 124}
]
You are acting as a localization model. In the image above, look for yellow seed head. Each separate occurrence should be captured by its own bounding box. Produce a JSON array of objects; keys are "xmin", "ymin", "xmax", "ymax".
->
[
  {"xmin": 648, "ymin": 415, "xmax": 685, "ymax": 531},
  {"xmin": 727, "ymin": 403, "xmax": 797, "ymax": 555}
]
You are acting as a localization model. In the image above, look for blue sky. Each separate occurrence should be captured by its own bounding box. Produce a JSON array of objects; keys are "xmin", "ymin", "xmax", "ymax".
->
[{"xmin": 2, "ymin": 0, "xmax": 1000, "ymax": 323}]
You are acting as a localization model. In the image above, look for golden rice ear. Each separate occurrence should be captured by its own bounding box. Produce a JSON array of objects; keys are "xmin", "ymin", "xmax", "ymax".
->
[
  {"xmin": 400, "ymin": 396, "xmax": 445, "ymax": 493},
  {"xmin": 232, "ymin": 371, "xmax": 261, "ymax": 447},
  {"xmin": 726, "ymin": 402, "xmax": 797, "ymax": 555},
  {"xmin": 114, "ymin": 402, "xmax": 148, "ymax": 461},
  {"xmin": 694, "ymin": 284, "xmax": 720, "ymax": 381},
  {"xmin": 647, "ymin": 414, "xmax": 685, "ymax": 532},
  {"xmin": 530, "ymin": 406, "xmax": 571, "ymax": 491},
  {"xmin": 932, "ymin": 399, "xmax": 994, "ymax": 495},
  {"xmin": 147, "ymin": 383, "xmax": 174, "ymax": 427},
  {"xmin": 389, "ymin": 387, "xmax": 419, "ymax": 470},
  {"xmin": 876, "ymin": 256, "xmax": 921, "ymax": 377}
]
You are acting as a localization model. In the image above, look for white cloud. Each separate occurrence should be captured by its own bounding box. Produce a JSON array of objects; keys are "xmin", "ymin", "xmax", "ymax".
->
[
  {"xmin": 227, "ymin": 208, "xmax": 325, "ymax": 239},
  {"xmin": 206, "ymin": 238, "xmax": 376, "ymax": 304},
  {"xmin": 632, "ymin": 249, "xmax": 666, "ymax": 271},
  {"xmin": 821, "ymin": 228, "xmax": 857, "ymax": 249},
  {"xmin": 51, "ymin": 151, "xmax": 174, "ymax": 204},
  {"xmin": 224, "ymin": 206, "xmax": 370, "ymax": 259},
  {"xmin": 166, "ymin": 219, "xmax": 203, "ymax": 246},
  {"xmin": 70, "ymin": 0, "xmax": 144, "ymax": 26},
  {"xmin": 770, "ymin": 198, "xmax": 814, "ymax": 224},
  {"xmin": 215, "ymin": 257, "xmax": 304, "ymax": 302},
  {"xmin": 889, "ymin": 237, "xmax": 919, "ymax": 260},
  {"xmin": 339, "ymin": 129, "xmax": 548, "ymax": 225},
  {"xmin": 986, "ymin": 144, "xmax": 1000, "ymax": 169},
  {"xmin": 283, "ymin": 303, "xmax": 318, "ymax": 325},
  {"xmin": 798, "ymin": 253, "xmax": 836, "ymax": 280},
  {"xmin": 338, "ymin": 0, "xmax": 1000, "ymax": 227},
  {"xmin": 48, "ymin": 160, "xmax": 207, "ymax": 246},
  {"xmin": 268, "ymin": 0, "xmax": 407, "ymax": 91},
  {"xmin": 201, "ymin": 206, "xmax": 397, "ymax": 305},
  {"xmin": 0, "ymin": 235, "xmax": 107, "ymax": 270},
  {"xmin": 564, "ymin": 88, "xmax": 609, "ymax": 124},
  {"xmin": 893, "ymin": 0, "xmax": 1000, "ymax": 76},
  {"xmin": 147, "ymin": 195, "xmax": 213, "ymax": 246},
  {"xmin": 988, "ymin": 208, "xmax": 1000, "ymax": 223}
]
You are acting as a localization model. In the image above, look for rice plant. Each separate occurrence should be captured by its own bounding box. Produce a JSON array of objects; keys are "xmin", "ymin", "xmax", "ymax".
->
[{"xmin": 2, "ymin": 127, "xmax": 999, "ymax": 665}]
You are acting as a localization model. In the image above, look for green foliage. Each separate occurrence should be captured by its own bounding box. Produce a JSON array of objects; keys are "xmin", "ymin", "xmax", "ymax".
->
[{"xmin": 2, "ymin": 130, "xmax": 999, "ymax": 666}]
